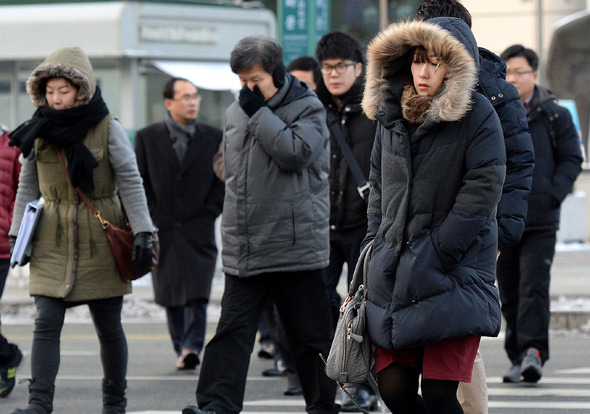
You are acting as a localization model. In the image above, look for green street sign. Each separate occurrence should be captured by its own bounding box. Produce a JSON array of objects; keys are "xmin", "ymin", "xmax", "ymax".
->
[{"xmin": 278, "ymin": 0, "xmax": 330, "ymax": 64}]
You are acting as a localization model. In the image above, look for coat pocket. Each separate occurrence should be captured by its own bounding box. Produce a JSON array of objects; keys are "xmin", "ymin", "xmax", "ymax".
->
[{"xmin": 393, "ymin": 231, "xmax": 453, "ymax": 309}]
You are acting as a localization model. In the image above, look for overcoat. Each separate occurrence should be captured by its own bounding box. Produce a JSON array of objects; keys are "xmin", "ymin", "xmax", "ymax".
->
[
  {"xmin": 135, "ymin": 121, "xmax": 224, "ymax": 306},
  {"xmin": 361, "ymin": 18, "xmax": 506, "ymax": 350}
]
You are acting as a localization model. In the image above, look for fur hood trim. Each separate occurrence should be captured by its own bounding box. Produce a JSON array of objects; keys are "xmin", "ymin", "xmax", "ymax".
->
[
  {"xmin": 27, "ymin": 47, "xmax": 95, "ymax": 108},
  {"xmin": 362, "ymin": 18, "xmax": 477, "ymax": 123}
]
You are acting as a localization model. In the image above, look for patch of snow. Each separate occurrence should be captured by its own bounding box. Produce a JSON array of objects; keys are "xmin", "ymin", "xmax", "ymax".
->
[
  {"xmin": 555, "ymin": 242, "xmax": 590, "ymax": 252},
  {"xmin": 551, "ymin": 296, "xmax": 590, "ymax": 312}
]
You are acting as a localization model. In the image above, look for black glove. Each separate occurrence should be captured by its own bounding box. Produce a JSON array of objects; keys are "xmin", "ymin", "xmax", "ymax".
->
[
  {"xmin": 272, "ymin": 63, "xmax": 286, "ymax": 89},
  {"xmin": 132, "ymin": 232, "xmax": 153, "ymax": 271},
  {"xmin": 239, "ymin": 85, "xmax": 266, "ymax": 117},
  {"xmin": 9, "ymin": 235, "xmax": 28, "ymax": 268}
]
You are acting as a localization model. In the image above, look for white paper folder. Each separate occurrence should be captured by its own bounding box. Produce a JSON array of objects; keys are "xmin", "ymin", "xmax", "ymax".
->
[{"xmin": 10, "ymin": 197, "xmax": 44, "ymax": 267}]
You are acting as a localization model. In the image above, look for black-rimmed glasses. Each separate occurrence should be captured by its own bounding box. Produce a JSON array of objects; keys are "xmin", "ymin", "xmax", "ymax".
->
[{"xmin": 320, "ymin": 62, "xmax": 356, "ymax": 75}]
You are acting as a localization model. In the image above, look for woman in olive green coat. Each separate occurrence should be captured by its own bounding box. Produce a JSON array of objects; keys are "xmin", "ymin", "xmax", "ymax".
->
[{"xmin": 8, "ymin": 47, "xmax": 154, "ymax": 414}]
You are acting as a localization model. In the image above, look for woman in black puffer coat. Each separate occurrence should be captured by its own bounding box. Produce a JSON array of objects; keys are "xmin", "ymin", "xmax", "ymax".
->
[{"xmin": 361, "ymin": 18, "xmax": 506, "ymax": 413}]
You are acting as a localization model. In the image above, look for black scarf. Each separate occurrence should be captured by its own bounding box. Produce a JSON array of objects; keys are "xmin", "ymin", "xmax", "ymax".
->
[{"xmin": 9, "ymin": 86, "xmax": 109, "ymax": 193}]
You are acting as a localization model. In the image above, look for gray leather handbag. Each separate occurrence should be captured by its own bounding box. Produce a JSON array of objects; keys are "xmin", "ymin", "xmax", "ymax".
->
[{"xmin": 324, "ymin": 241, "xmax": 374, "ymax": 384}]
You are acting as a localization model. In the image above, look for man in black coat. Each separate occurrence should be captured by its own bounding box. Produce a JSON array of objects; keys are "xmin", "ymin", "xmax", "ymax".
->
[
  {"xmin": 315, "ymin": 31, "xmax": 378, "ymax": 412},
  {"xmin": 135, "ymin": 78, "xmax": 224, "ymax": 371},
  {"xmin": 499, "ymin": 45, "xmax": 583, "ymax": 384}
]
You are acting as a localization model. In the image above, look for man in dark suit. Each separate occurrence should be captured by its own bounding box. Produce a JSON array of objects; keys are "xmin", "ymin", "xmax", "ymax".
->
[{"xmin": 135, "ymin": 78, "xmax": 224, "ymax": 370}]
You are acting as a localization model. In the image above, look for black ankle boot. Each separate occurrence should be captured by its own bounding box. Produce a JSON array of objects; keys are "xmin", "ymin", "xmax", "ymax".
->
[
  {"xmin": 11, "ymin": 405, "xmax": 49, "ymax": 414},
  {"xmin": 12, "ymin": 379, "xmax": 54, "ymax": 414},
  {"xmin": 102, "ymin": 379, "xmax": 127, "ymax": 414}
]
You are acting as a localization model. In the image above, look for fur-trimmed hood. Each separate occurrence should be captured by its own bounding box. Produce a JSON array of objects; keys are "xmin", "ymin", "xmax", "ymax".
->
[
  {"xmin": 362, "ymin": 17, "xmax": 478, "ymax": 124},
  {"xmin": 26, "ymin": 46, "xmax": 95, "ymax": 108}
]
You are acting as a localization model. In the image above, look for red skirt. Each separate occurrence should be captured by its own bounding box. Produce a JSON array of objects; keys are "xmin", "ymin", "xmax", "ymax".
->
[{"xmin": 374, "ymin": 335, "xmax": 481, "ymax": 382}]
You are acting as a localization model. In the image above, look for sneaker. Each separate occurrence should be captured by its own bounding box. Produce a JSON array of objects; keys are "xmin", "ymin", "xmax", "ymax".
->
[
  {"xmin": 0, "ymin": 349, "xmax": 23, "ymax": 398},
  {"xmin": 502, "ymin": 364, "xmax": 522, "ymax": 383},
  {"xmin": 521, "ymin": 347, "xmax": 543, "ymax": 383},
  {"xmin": 341, "ymin": 384, "xmax": 378, "ymax": 412},
  {"xmin": 182, "ymin": 406, "xmax": 216, "ymax": 414}
]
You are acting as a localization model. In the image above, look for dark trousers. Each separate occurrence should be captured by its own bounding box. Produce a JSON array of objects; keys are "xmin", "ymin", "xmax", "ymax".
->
[
  {"xmin": 166, "ymin": 298, "xmax": 208, "ymax": 355},
  {"xmin": 496, "ymin": 229, "xmax": 555, "ymax": 365},
  {"xmin": 196, "ymin": 270, "xmax": 339, "ymax": 414},
  {"xmin": 323, "ymin": 226, "xmax": 366, "ymax": 330},
  {"xmin": 0, "ymin": 259, "xmax": 19, "ymax": 365},
  {"xmin": 257, "ymin": 298, "xmax": 274, "ymax": 345},
  {"xmin": 30, "ymin": 296, "xmax": 127, "ymax": 404}
]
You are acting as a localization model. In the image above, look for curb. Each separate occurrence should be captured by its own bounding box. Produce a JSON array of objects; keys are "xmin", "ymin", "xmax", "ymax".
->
[
  {"xmin": 2, "ymin": 291, "xmax": 590, "ymax": 333},
  {"xmin": 550, "ymin": 311, "xmax": 590, "ymax": 331}
]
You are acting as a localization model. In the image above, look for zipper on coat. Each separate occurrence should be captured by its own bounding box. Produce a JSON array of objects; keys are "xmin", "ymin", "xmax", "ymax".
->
[{"xmin": 67, "ymin": 191, "xmax": 80, "ymax": 296}]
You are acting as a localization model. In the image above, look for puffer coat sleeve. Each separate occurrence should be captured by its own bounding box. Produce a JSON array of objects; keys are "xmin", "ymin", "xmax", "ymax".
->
[
  {"xmin": 478, "ymin": 48, "xmax": 534, "ymax": 252},
  {"xmin": 246, "ymin": 98, "xmax": 327, "ymax": 172}
]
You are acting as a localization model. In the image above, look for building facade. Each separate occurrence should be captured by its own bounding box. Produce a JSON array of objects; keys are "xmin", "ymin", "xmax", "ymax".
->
[{"xmin": 0, "ymin": 1, "xmax": 275, "ymax": 132}]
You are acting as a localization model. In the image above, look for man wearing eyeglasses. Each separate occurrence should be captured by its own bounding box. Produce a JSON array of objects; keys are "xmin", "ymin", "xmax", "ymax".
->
[
  {"xmin": 315, "ymin": 31, "xmax": 378, "ymax": 412},
  {"xmin": 498, "ymin": 45, "xmax": 583, "ymax": 384},
  {"xmin": 134, "ymin": 77, "xmax": 224, "ymax": 371}
]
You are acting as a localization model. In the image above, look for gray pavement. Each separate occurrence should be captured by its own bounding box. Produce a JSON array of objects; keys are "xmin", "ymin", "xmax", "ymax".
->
[{"xmin": 1, "ymin": 242, "xmax": 590, "ymax": 330}]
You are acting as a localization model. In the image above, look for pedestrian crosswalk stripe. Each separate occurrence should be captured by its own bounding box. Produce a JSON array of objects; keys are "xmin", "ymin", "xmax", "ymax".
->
[
  {"xmin": 488, "ymin": 376, "xmax": 590, "ymax": 384},
  {"xmin": 488, "ymin": 401, "xmax": 590, "ymax": 409},
  {"xmin": 244, "ymin": 399, "xmax": 305, "ymax": 406},
  {"xmin": 555, "ymin": 367, "xmax": 590, "ymax": 374},
  {"xmin": 488, "ymin": 388, "xmax": 590, "ymax": 397}
]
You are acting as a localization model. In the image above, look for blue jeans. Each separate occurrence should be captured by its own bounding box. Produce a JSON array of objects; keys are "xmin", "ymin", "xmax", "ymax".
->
[{"xmin": 166, "ymin": 298, "xmax": 208, "ymax": 355}]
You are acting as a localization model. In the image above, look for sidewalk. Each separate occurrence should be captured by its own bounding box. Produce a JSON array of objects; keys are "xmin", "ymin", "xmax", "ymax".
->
[{"xmin": 2, "ymin": 243, "xmax": 590, "ymax": 330}]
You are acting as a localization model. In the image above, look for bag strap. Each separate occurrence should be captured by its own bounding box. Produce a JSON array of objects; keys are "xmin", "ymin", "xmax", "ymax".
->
[
  {"xmin": 55, "ymin": 149, "xmax": 111, "ymax": 229},
  {"xmin": 341, "ymin": 385, "xmax": 372, "ymax": 414},
  {"xmin": 327, "ymin": 116, "xmax": 370, "ymax": 200},
  {"xmin": 346, "ymin": 240, "xmax": 373, "ymax": 296}
]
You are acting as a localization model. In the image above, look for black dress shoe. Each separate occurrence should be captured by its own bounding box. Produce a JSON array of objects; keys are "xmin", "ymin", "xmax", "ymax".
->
[
  {"xmin": 284, "ymin": 371, "xmax": 302, "ymax": 396},
  {"xmin": 262, "ymin": 367, "xmax": 287, "ymax": 377},
  {"xmin": 257, "ymin": 342, "xmax": 275, "ymax": 359},
  {"xmin": 182, "ymin": 406, "xmax": 216, "ymax": 414},
  {"xmin": 284, "ymin": 386, "xmax": 302, "ymax": 396}
]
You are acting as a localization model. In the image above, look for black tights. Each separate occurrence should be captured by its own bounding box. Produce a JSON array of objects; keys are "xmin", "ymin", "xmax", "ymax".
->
[{"xmin": 377, "ymin": 363, "xmax": 463, "ymax": 414}]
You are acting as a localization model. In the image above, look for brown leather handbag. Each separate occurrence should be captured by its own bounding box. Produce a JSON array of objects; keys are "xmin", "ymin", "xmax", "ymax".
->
[{"xmin": 57, "ymin": 149, "xmax": 159, "ymax": 282}]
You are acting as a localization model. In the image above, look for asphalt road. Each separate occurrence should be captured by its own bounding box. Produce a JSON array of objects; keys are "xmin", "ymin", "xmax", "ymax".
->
[{"xmin": 1, "ymin": 321, "xmax": 590, "ymax": 414}]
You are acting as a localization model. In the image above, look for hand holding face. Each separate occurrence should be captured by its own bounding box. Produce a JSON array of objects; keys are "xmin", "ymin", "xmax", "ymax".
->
[{"xmin": 238, "ymin": 85, "xmax": 266, "ymax": 117}]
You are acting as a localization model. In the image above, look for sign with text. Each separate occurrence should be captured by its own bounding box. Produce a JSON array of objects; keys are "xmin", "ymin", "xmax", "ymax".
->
[{"xmin": 279, "ymin": 0, "xmax": 330, "ymax": 64}]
